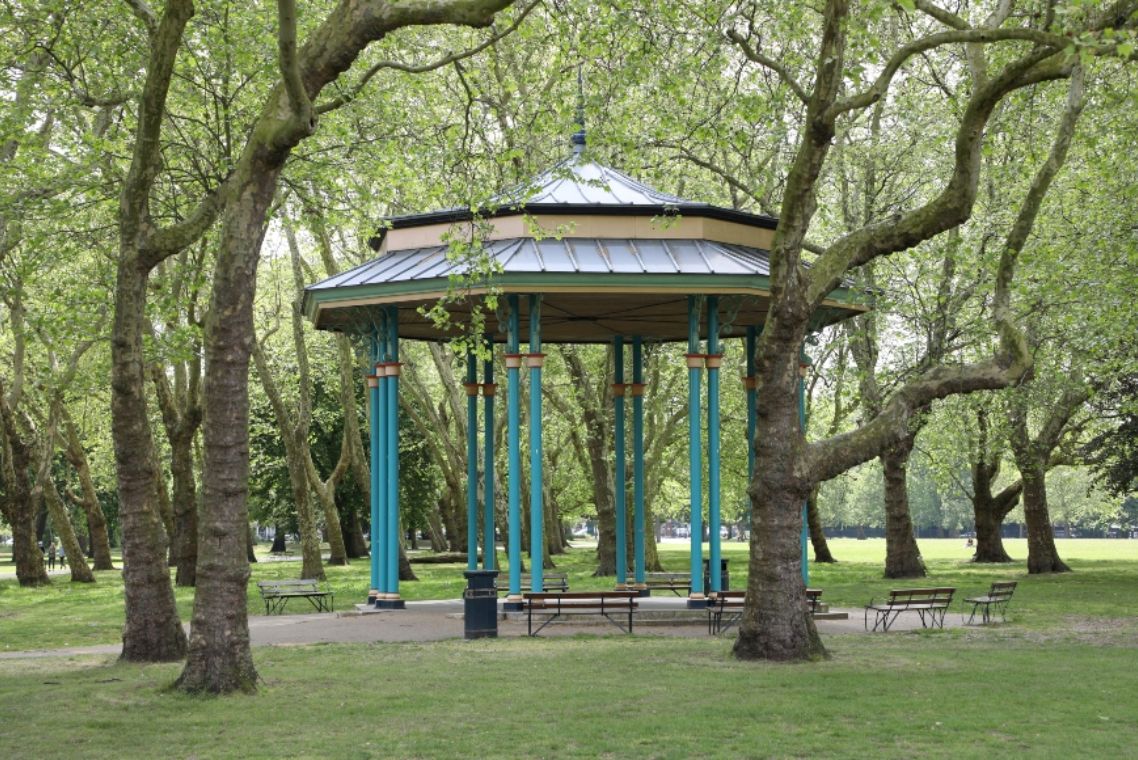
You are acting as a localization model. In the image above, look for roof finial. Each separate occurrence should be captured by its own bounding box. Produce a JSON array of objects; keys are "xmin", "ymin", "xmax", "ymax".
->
[{"xmin": 570, "ymin": 63, "xmax": 586, "ymax": 154}]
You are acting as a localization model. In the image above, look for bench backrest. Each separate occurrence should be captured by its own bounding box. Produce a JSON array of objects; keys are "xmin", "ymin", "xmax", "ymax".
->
[
  {"xmin": 258, "ymin": 579, "xmax": 322, "ymax": 592},
  {"xmin": 524, "ymin": 591, "xmax": 637, "ymax": 601},
  {"xmin": 888, "ymin": 587, "xmax": 955, "ymax": 605},
  {"xmin": 988, "ymin": 581, "xmax": 1017, "ymax": 600}
]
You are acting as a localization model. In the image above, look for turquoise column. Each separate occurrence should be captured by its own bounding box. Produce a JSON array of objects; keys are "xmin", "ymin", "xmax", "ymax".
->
[
  {"xmin": 465, "ymin": 349, "xmax": 479, "ymax": 571},
  {"xmin": 368, "ymin": 330, "xmax": 381, "ymax": 602},
  {"xmin": 528, "ymin": 295, "xmax": 545, "ymax": 592},
  {"xmin": 632, "ymin": 336, "xmax": 646, "ymax": 591},
  {"xmin": 686, "ymin": 296, "xmax": 705, "ymax": 606},
  {"xmin": 505, "ymin": 295, "xmax": 523, "ymax": 607},
  {"xmin": 375, "ymin": 312, "xmax": 389, "ymax": 604},
  {"xmin": 383, "ymin": 306, "xmax": 404, "ymax": 608},
  {"xmin": 707, "ymin": 297, "xmax": 722, "ymax": 595},
  {"xmin": 613, "ymin": 336, "xmax": 627, "ymax": 588},
  {"xmin": 482, "ymin": 335, "xmax": 496, "ymax": 570},
  {"xmin": 798, "ymin": 344, "xmax": 810, "ymax": 587}
]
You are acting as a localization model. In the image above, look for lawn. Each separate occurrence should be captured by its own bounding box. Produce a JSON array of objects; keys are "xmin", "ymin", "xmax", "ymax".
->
[
  {"xmin": 1, "ymin": 539, "xmax": 1137, "ymax": 758},
  {"xmin": 1, "ymin": 539, "xmax": 1135, "ymax": 650}
]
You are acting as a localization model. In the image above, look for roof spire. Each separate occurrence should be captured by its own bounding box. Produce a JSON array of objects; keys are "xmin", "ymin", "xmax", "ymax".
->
[{"xmin": 570, "ymin": 63, "xmax": 586, "ymax": 154}]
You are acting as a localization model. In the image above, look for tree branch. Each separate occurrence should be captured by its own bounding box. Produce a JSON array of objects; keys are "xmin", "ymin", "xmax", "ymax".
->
[
  {"xmin": 725, "ymin": 29, "xmax": 809, "ymax": 105},
  {"xmin": 122, "ymin": 0, "xmax": 159, "ymax": 37},
  {"xmin": 278, "ymin": 0, "xmax": 313, "ymax": 121},
  {"xmin": 315, "ymin": 0, "xmax": 538, "ymax": 115}
]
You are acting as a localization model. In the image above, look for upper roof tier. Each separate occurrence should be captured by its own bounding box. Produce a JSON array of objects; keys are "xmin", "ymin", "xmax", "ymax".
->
[{"xmin": 305, "ymin": 152, "xmax": 869, "ymax": 342}]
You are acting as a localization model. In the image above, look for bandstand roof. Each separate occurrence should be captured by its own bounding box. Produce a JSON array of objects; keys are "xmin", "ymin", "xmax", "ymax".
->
[{"xmin": 304, "ymin": 151, "xmax": 869, "ymax": 342}]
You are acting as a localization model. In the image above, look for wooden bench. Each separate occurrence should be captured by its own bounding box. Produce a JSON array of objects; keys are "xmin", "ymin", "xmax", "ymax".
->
[
  {"xmin": 257, "ymin": 579, "xmax": 334, "ymax": 615},
  {"xmin": 708, "ymin": 589, "xmax": 824, "ymax": 634},
  {"xmin": 523, "ymin": 591, "xmax": 638, "ymax": 636},
  {"xmin": 644, "ymin": 571, "xmax": 690, "ymax": 596},
  {"xmin": 964, "ymin": 581, "xmax": 1016, "ymax": 625},
  {"xmin": 495, "ymin": 571, "xmax": 569, "ymax": 594},
  {"xmin": 864, "ymin": 587, "xmax": 955, "ymax": 632}
]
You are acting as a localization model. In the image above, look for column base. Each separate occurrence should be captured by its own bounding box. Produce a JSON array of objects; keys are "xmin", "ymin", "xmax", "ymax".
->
[
  {"xmin": 502, "ymin": 594, "xmax": 524, "ymax": 612},
  {"xmin": 634, "ymin": 584, "xmax": 651, "ymax": 598},
  {"xmin": 375, "ymin": 595, "xmax": 406, "ymax": 609},
  {"xmin": 686, "ymin": 594, "xmax": 709, "ymax": 610}
]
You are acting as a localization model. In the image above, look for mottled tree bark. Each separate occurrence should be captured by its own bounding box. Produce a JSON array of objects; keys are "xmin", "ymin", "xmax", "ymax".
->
[
  {"xmin": 882, "ymin": 433, "xmax": 925, "ymax": 578},
  {"xmin": 0, "ymin": 390, "xmax": 50, "ymax": 587},
  {"xmin": 969, "ymin": 407, "xmax": 1019, "ymax": 563},
  {"xmin": 43, "ymin": 475, "xmax": 95, "ymax": 583}
]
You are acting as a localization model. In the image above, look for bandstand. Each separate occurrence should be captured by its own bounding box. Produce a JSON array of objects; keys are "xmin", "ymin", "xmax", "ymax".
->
[{"xmin": 303, "ymin": 134, "xmax": 867, "ymax": 610}]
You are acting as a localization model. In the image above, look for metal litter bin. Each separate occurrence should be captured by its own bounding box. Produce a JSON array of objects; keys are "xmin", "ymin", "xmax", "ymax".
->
[
  {"xmin": 463, "ymin": 569, "xmax": 499, "ymax": 639},
  {"xmin": 703, "ymin": 558, "xmax": 730, "ymax": 594}
]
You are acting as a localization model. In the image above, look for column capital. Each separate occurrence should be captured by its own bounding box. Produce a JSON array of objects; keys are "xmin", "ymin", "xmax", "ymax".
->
[
  {"xmin": 742, "ymin": 376, "xmax": 756, "ymax": 390},
  {"xmin": 463, "ymin": 382, "xmax": 480, "ymax": 397},
  {"xmin": 384, "ymin": 362, "xmax": 403, "ymax": 377},
  {"xmin": 685, "ymin": 353, "xmax": 706, "ymax": 370},
  {"xmin": 524, "ymin": 353, "xmax": 547, "ymax": 369},
  {"xmin": 611, "ymin": 383, "xmax": 627, "ymax": 397},
  {"xmin": 504, "ymin": 353, "xmax": 524, "ymax": 369},
  {"xmin": 482, "ymin": 383, "xmax": 497, "ymax": 397},
  {"xmin": 705, "ymin": 353, "xmax": 724, "ymax": 369},
  {"xmin": 367, "ymin": 375, "xmax": 380, "ymax": 388},
  {"xmin": 629, "ymin": 383, "xmax": 647, "ymax": 397},
  {"xmin": 798, "ymin": 361, "xmax": 810, "ymax": 378}
]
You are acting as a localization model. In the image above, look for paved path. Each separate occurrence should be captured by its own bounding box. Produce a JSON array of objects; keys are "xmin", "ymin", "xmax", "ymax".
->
[{"xmin": 0, "ymin": 597, "xmax": 962, "ymax": 661}]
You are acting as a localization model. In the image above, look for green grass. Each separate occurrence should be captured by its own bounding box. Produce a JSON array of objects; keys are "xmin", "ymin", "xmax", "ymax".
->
[
  {"xmin": 1, "ymin": 629, "xmax": 1136, "ymax": 758},
  {"xmin": 1, "ymin": 539, "xmax": 1135, "ymax": 651},
  {"xmin": 1, "ymin": 539, "xmax": 1137, "ymax": 757}
]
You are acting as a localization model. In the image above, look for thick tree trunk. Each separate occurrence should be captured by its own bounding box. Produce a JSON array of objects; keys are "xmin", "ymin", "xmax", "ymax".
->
[
  {"xmin": 270, "ymin": 528, "xmax": 287, "ymax": 553},
  {"xmin": 175, "ymin": 162, "xmax": 271, "ymax": 693},
  {"xmin": 1020, "ymin": 462, "xmax": 1070, "ymax": 574},
  {"xmin": 882, "ymin": 435, "xmax": 925, "ymax": 578},
  {"xmin": 6, "ymin": 497, "xmax": 49, "ymax": 586},
  {"xmin": 62, "ymin": 414, "xmax": 115, "ymax": 570},
  {"xmin": 344, "ymin": 504, "xmax": 367, "ymax": 558},
  {"xmin": 806, "ymin": 484, "xmax": 836, "ymax": 563},
  {"xmin": 972, "ymin": 483, "xmax": 1019, "ymax": 563},
  {"xmin": 735, "ymin": 335, "xmax": 825, "ymax": 662},
  {"xmin": 112, "ymin": 268, "xmax": 186, "ymax": 661}
]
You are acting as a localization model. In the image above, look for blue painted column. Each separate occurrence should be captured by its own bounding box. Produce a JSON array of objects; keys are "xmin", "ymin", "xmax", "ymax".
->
[
  {"xmin": 482, "ymin": 335, "xmax": 496, "ymax": 570},
  {"xmin": 465, "ymin": 349, "xmax": 479, "ymax": 571},
  {"xmin": 798, "ymin": 344, "xmax": 810, "ymax": 587},
  {"xmin": 368, "ymin": 330, "xmax": 382, "ymax": 603},
  {"xmin": 707, "ymin": 297, "xmax": 722, "ymax": 595},
  {"xmin": 382, "ymin": 306, "xmax": 404, "ymax": 608},
  {"xmin": 686, "ymin": 296, "xmax": 705, "ymax": 607},
  {"xmin": 528, "ymin": 295, "xmax": 545, "ymax": 593},
  {"xmin": 632, "ymin": 337, "xmax": 646, "ymax": 592},
  {"xmin": 374, "ymin": 313, "xmax": 389, "ymax": 605},
  {"xmin": 504, "ymin": 295, "xmax": 523, "ymax": 608},
  {"xmin": 613, "ymin": 336, "xmax": 627, "ymax": 588}
]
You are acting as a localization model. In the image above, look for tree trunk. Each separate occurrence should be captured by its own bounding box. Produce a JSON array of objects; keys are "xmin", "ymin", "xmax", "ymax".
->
[
  {"xmin": 62, "ymin": 414, "xmax": 114, "ymax": 570},
  {"xmin": 735, "ymin": 337, "xmax": 825, "ymax": 662},
  {"xmin": 111, "ymin": 269, "xmax": 185, "ymax": 661},
  {"xmin": 882, "ymin": 435, "xmax": 925, "ymax": 578},
  {"xmin": 175, "ymin": 162, "xmax": 271, "ymax": 693},
  {"xmin": 270, "ymin": 527, "xmax": 286, "ymax": 553},
  {"xmin": 1020, "ymin": 461, "xmax": 1070, "ymax": 574},
  {"xmin": 169, "ymin": 431, "xmax": 199, "ymax": 586},
  {"xmin": 344, "ymin": 504, "xmax": 367, "ymax": 558},
  {"xmin": 973, "ymin": 499, "xmax": 1013, "ymax": 563},
  {"xmin": 43, "ymin": 476, "xmax": 95, "ymax": 583},
  {"xmin": 247, "ymin": 522, "xmax": 258, "ymax": 563},
  {"xmin": 312, "ymin": 486, "xmax": 348, "ymax": 566},
  {"xmin": 806, "ymin": 484, "xmax": 836, "ymax": 563}
]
